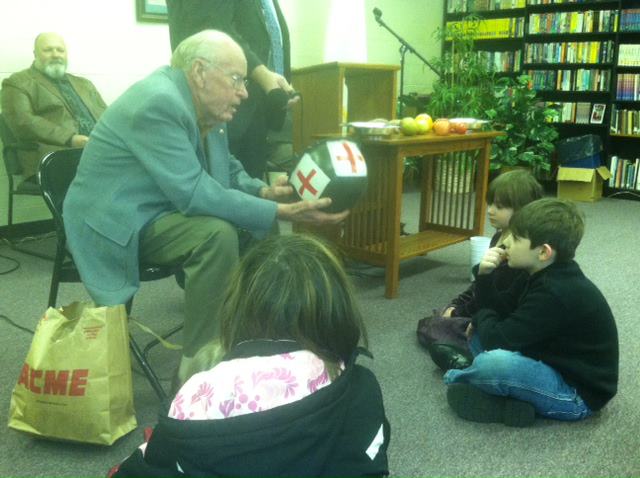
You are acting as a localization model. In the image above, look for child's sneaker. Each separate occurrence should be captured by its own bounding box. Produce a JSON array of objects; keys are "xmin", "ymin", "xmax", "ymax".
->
[{"xmin": 447, "ymin": 383, "xmax": 535, "ymax": 427}]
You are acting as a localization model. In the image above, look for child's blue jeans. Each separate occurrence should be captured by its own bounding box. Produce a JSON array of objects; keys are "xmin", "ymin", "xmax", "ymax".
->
[{"xmin": 443, "ymin": 333, "xmax": 592, "ymax": 421}]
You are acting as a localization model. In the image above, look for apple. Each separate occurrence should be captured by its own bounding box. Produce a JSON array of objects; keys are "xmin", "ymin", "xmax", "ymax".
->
[
  {"xmin": 415, "ymin": 113, "xmax": 433, "ymax": 134},
  {"xmin": 400, "ymin": 117, "xmax": 419, "ymax": 136},
  {"xmin": 450, "ymin": 122, "xmax": 468, "ymax": 134},
  {"xmin": 433, "ymin": 118, "xmax": 450, "ymax": 136}
]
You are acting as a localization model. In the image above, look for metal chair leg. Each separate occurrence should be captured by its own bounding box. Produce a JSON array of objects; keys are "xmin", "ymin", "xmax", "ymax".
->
[{"xmin": 129, "ymin": 335, "xmax": 168, "ymax": 401}]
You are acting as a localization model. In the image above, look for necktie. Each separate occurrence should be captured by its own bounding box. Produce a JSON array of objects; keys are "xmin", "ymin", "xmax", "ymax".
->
[{"xmin": 261, "ymin": 0, "xmax": 284, "ymax": 75}]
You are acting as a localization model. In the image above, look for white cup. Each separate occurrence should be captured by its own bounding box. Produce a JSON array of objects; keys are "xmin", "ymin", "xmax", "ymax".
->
[{"xmin": 469, "ymin": 236, "xmax": 492, "ymax": 281}]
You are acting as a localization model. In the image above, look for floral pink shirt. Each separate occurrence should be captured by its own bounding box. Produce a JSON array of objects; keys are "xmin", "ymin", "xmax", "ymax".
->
[{"xmin": 168, "ymin": 350, "xmax": 340, "ymax": 421}]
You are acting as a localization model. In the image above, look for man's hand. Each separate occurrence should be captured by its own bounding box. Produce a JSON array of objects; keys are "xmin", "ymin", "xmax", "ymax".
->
[
  {"xmin": 477, "ymin": 246, "xmax": 507, "ymax": 276},
  {"xmin": 70, "ymin": 134, "xmax": 89, "ymax": 148},
  {"xmin": 251, "ymin": 65, "xmax": 299, "ymax": 107},
  {"xmin": 277, "ymin": 198, "xmax": 349, "ymax": 225},
  {"xmin": 260, "ymin": 174, "xmax": 293, "ymax": 201}
]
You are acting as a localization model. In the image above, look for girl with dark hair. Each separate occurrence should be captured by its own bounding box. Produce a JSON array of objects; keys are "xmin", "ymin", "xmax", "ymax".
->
[{"xmin": 113, "ymin": 234, "xmax": 390, "ymax": 477}]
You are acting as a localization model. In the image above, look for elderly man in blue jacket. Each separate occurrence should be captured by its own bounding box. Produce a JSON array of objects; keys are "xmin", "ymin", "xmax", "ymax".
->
[{"xmin": 63, "ymin": 30, "xmax": 347, "ymax": 387}]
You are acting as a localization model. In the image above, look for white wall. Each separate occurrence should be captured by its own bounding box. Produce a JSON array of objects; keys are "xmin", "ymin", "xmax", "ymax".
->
[
  {"xmin": 0, "ymin": 0, "xmax": 443, "ymax": 226},
  {"xmin": 281, "ymin": 0, "xmax": 443, "ymax": 93},
  {"xmin": 0, "ymin": 0, "xmax": 171, "ymax": 103}
]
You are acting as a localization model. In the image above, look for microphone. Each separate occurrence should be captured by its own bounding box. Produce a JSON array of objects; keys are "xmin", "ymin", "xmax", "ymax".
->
[{"xmin": 373, "ymin": 7, "xmax": 382, "ymax": 20}]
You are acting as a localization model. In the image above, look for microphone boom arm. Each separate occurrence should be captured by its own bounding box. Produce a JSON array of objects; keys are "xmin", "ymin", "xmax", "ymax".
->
[{"xmin": 374, "ymin": 14, "xmax": 443, "ymax": 79}]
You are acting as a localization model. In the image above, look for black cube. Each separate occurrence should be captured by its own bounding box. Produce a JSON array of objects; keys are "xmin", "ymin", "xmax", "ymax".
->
[{"xmin": 289, "ymin": 139, "xmax": 368, "ymax": 213}]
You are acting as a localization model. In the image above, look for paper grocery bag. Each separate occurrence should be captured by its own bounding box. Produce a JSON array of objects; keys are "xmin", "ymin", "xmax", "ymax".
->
[{"xmin": 8, "ymin": 302, "xmax": 137, "ymax": 445}]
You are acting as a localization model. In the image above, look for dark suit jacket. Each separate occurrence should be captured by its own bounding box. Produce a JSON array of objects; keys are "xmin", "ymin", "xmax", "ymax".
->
[
  {"xmin": 1, "ymin": 65, "xmax": 106, "ymax": 178},
  {"xmin": 167, "ymin": 0, "xmax": 291, "ymax": 178}
]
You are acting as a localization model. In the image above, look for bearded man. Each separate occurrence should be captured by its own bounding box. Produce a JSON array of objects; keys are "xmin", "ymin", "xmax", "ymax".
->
[{"xmin": 1, "ymin": 32, "xmax": 106, "ymax": 181}]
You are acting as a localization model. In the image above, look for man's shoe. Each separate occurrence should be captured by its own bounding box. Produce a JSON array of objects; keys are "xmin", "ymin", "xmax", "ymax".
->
[
  {"xmin": 447, "ymin": 383, "xmax": 535, "ymax": 427},
  {"xmin": 427, "ymin": 343, "xmax": 472, "ymax": 371}
]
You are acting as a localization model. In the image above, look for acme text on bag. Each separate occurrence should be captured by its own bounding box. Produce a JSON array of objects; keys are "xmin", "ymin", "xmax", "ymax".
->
[{"xmin": 17, "ymin": 363, "xmax": 89, "ymax": 396}]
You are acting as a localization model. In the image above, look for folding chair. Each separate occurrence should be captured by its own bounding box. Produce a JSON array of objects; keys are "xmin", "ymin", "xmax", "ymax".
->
[
  {"xmin": 38, "ymin": 148, "xmax": 182, "ymax": 401},
  {"xmin": 0, "ymin": 113, "xmax": 53, "ymax": 260}
]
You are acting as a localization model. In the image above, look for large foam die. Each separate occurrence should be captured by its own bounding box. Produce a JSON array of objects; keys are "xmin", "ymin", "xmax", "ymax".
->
[{"xmin": 289, "ymin": 139, "xmax": 368, "ymax": 213}]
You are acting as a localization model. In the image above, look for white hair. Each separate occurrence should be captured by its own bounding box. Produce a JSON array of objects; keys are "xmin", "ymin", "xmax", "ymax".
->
[
  {"xmin": 171, "ymin": 30, "xmax": 236, "ymax": 71},
  {"xmin": 41, "ymin": 63, "xmax": 66, "ymax": 80}
]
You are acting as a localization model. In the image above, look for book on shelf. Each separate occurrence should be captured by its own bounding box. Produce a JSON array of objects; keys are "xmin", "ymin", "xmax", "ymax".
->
[
  {"xmin": 544, "ymin": 101, "xmax": 604, "ymax": 125},
  {"xmin": 575, "ymin": 102, "xmax": 591, "ymax": 124},
  {"xmin": 616, "ymin": 74, "xmax": 640, "ymax": 101},
  {"xmin": 618, "ymin": 44, "xmax": 640, "ymax": 67},
  {"xmin": 590, "ymin": 103, "xmax": 605, "ymax": 124},
  {"xmin": 479, "ymin": 50, "xmax": 522, "ymax": 72},
  {"xmin": 524, "ymin": 41, "xmax": 613, "ymax": 64},
  {"xmin": 528, "ymin": 10, "xmax": 618, "ymax": 35},
  {"xmin": 447, "ymin": 17, "xmax": 525, "ymax": 40},
  {"xmin": 616, "ymin": 158, "xmax": 626, "ymax": 188},
  {"xmin": 563, "ymin": 102, "xmax": 574, "ymax": 123},
  {"xmin": 609, "ymin": 156, "xmax": 640, "ymax": 190},
  {"xmin": 609, "ymin": 155, "xmax": 618, "ymax": 187},
  {"xmin": 446, "ymin": 0, "xmax": 526, "ymax": 13},
  {"xmin": 548, "ymin": 69, "xmax": 610, "ymax": 92},
  {"xmin": 610, "ymin": 106, "xmax": 640, "ymax": 135},
  {"xmin": 620, "ymin": 9, "xmax": 640, "ymax": 33}
]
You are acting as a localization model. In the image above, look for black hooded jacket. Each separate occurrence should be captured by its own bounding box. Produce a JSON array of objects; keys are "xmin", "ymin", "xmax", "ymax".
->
[{"xmin": 114, "ymin": 341, "xmax": 390, "ymax": 477}]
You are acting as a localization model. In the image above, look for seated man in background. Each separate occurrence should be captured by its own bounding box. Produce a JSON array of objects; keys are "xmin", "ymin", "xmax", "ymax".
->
[
  {"xmin": 1, "ymin": 32, "xmax": 106, "ymax": 182},
  {"xmin": 63, "ymin": 30, "xmax": 348, "ymax": 387}
]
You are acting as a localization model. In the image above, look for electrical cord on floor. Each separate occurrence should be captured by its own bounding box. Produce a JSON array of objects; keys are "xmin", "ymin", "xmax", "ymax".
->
[
  {"xmin": 8, "ymin": 231, "xmax": 56, "ymax": 245},
  {"xmin": 0, "ymin": 313, "xmax": 35, "ymax": 335},
  {"xmin": 608, "ymin": 190, "xmax": 640, "ymax": 200},
  {"xmin": 0, "ymin": 253, "xmax": 20, "ymax": 274}
]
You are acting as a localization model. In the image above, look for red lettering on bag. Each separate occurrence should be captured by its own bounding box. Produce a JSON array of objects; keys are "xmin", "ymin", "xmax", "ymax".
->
[
  {"xmin": 29, "ymin": 369, "xmax": 43, "ymax": 393},
  {"xmin": 44, "ymin": 370, "xmax": 70, "ymax": 395},
  {"xmin": 18, "ymin": 364, "xmax": 29, "ymax": 388},
  {"xmin": 69, "ymin": 369, "xmax": 89, "ymax": 396},
  {"xmin": 17, "ymin": 363, "xmax": 89, "ymax": 396}
]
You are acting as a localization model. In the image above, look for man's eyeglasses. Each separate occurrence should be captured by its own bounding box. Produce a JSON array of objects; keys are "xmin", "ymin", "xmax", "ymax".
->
[{"xmin": 199, "ymin": 58, "xmax": 248, "ymax": 90}]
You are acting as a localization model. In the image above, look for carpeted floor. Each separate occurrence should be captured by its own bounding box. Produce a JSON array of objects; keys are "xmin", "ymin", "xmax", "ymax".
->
[{"xmin": 0, "ymin": 194, "xmax": 638, "ymax": 477}]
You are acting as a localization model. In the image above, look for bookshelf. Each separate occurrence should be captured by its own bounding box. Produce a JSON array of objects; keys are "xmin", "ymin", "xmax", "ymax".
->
[
  {"xmin": 443, "ymin": 0, "xmax": 640, "ymax": 197},
  {"xmin": 609, "ymin": 1, "xmax": 640, "ymax": 194},
  {"xmin": 444, "ymin": 1, "xmax": 526, "ymax": 75},
  {"xmin": 444, "ymin": 0, "xmax": 526, "ymax": 74}
]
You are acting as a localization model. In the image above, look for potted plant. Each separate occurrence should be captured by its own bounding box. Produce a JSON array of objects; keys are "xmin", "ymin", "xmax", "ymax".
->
[
  {"xmin": 400, "ymin": 18, "xmax": 496, "ymax": 187},
  {"xmin": 425, "ymin": 19, "xmax": 559, "ymax": 177},
  {"xmin": 486, "ymin": 74, "xmax": 559, "ymax": 175},
  {"xmin": 406, "ymin": 18, "xmax": 496, "ymax": 190},
  {"xmin": 427, "ymin": 16, "xmax": 496, "ymax": 119}
]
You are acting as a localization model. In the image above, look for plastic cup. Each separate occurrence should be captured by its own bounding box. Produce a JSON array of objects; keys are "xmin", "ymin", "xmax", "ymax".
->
[{"xmin": 469, "ymin": 236, "xmax": 492, "ymax": 281}]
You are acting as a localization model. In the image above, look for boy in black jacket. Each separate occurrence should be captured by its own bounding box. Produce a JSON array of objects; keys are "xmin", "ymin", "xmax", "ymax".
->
[{"xmin": 444, "ymin": 198, "xmax": 619, "ymax": 427}]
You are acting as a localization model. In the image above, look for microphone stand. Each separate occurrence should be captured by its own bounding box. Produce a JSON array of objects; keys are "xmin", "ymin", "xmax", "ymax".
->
[{"xmin": 374, "ymin": 12, "xmax": 442, "ymax": 116}]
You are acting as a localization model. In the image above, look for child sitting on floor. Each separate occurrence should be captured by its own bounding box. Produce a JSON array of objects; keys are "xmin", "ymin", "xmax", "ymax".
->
[
  {"xmin": 112, "ymin": 234, "xmax": 390, "ymax": 477},
  {"xmin": 417, "ymin": 169, "xmax": 543, "ymax": 371},
  {"xmin": 445, "ymin": 198, "xmax": 619, "ymax": 427}
]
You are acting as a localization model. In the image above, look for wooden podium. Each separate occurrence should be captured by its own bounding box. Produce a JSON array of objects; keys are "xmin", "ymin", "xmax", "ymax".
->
[{"xmin": 291, "ymin": 62, "xmax": 399, "ymax": 153}]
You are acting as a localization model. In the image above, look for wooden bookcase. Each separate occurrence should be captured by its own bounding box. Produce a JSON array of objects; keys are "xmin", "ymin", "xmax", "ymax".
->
[
  {"xmin": 443, "ymin": 0, "xmax": 640, "ymax": 197},
  {"xmin": 609, "ymin": 0, "xmax": 640, "ymax": 192}
]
